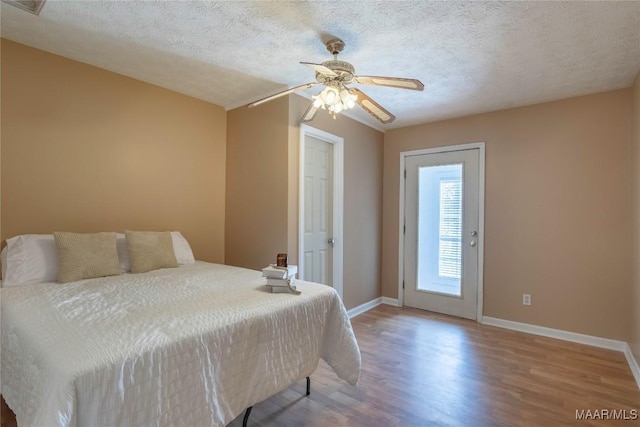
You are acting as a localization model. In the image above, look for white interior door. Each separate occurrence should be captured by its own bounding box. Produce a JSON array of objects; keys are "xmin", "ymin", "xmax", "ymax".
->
[
  {"xmin": 403, "ymin": 148, "xmax": 481, "ymax": 320},
  {"xmin": 303, "ymin": 136, "xmax": 333, "ymax": 285}
]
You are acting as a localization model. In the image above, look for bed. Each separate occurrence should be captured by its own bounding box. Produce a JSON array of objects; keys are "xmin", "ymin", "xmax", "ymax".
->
[{"xmin": 1, "ymin": 260, "xmax": 361, "ymax": 426}]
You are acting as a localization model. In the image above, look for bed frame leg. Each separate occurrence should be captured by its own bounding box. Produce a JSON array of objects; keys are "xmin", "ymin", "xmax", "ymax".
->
[
  {"xmin": 243, "ymin": 406, "xmax": 252, "ymax": 427},
  {"xmin": 242, "ymin": 377, "xmax": 308, "ymax": 426}
]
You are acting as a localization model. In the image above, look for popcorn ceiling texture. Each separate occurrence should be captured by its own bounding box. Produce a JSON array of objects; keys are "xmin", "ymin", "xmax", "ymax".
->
[{"xmin": 1, "ymin": 1, "xmax": 639, "ymax": 130}]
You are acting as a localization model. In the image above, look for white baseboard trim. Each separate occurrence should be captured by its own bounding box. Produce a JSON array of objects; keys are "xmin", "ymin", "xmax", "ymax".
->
[
  {"xmin": 623, "ymin": 344, "xmax": 640, "ymax": 390},
  {"xmin": 347, "ymin": 297, "xmax": 382, "ymax": 318},
  {"xmin": 346, "ymin": 302, "xmax": 640, "ymax": 390},
  {"xmin": 381, "ymin": 297, "xmax": 400, "ymax": 307},
  {"xmin": 347, "ymin": 296, "xmax": 400, "ymax": 318},
  {"xmin": 482, "ymin": 316, "xmax": 640, "ymax": 390},
  {"xmin": 481, "ymin": 316, "xmax": 627, "ymax": 352}
]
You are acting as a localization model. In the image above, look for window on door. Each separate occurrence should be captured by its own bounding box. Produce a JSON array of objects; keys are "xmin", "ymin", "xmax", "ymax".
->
[{"xmin": 417, "ymin": 164, "xmax": 463, "ymax": 296}]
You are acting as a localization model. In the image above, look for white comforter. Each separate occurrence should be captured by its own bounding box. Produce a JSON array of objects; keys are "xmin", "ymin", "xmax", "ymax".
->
[{"xmin": 1, "ymin": 262, "xmax": 361, "ymax": 426}]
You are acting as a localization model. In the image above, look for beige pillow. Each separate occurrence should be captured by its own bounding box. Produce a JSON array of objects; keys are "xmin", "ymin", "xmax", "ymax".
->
[
  {"xmin": 125, "ymin": 231, "xmax": 178, "ymax": 274},
  {"xmin": 53, "ymin": 232, "xmax": 121, "ymax": 283}
]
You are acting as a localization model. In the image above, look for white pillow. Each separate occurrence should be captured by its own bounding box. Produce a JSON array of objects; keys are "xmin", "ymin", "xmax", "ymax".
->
[
  {"xmin": 171, "ymin": 231, "xmax": 195, "ymax": 264},
  {"xmin": 2, "ymin": 234, "xmax": 59, "ymax": 286},
  {"xmin": 116, "ymin": 233, "xmax": 131, "ymax": 272},
  {"xmin": 2, "ymin": 246, "xmax": 8, "ymax": 281}
]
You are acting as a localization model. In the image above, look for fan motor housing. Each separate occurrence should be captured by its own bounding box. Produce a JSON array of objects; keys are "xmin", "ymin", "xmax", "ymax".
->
[{"xmin": 317, "ymin": 60, "xmax": 355, "ymax": 84}]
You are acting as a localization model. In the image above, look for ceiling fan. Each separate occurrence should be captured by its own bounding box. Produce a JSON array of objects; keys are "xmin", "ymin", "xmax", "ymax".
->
[{"xmin": 247, "ymin": 38, "xmax": 424, "ymax": 124}]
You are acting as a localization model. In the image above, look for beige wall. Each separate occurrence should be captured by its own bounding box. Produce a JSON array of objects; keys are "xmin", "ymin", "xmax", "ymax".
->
[
  {"xmin": 6, "ymin": 39, "xmax": 634, "ymax": 343},
  {"xmin": 289, "ymin": 95, "xmax": 384, "ymax": 310},
  {"xmin": 225, "ymin": 97, "xmax": 289, "ymax": 270},
  {"xmin": 225, "ymin": 94, "xmax": 383, "ymax": 310},
  {"xmin": 632, "ymin": 72, "xmax": 640, "ymax": 361},
  {"xmin": 1, "ymin": 40, "xmax": 227, "ymax": 262},
  {"xmin": 2, "ymin": 40, "xmax": 382, "ymax": 311},
  {"xmin": 383, "ymin": 90, "xmax": 633, "ymax": 340}
]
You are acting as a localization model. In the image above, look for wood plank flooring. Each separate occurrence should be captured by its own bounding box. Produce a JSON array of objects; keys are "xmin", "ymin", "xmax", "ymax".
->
[
  {"xmin": 2, "ymin": 305, "xmax": 639, "ymax": 426},
  {"xmin": 229, "ymin": 305, "xmax": 639, "ymax": 426}
]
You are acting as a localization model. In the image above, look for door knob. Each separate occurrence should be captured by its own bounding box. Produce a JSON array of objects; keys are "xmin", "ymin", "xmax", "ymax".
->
[
  {"xmin": 471, "ymin": 230, "xmax": 478, "ymax": 236},
  {"xmin": 470, "ymin": 240, "xmax": 477, "ymax": 247},
  {"xmin": 328, "ymin": 238, "xmax": 335, "ymax": 247}
]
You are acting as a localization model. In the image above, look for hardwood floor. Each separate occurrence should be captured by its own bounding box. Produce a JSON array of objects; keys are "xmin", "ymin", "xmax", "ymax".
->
[
  {"xmin": 229, "ymin": 305, "xmax": 639, "ymax": 426},
  {"xmin": 2, "ymin": 305, "xmax": 639, "ymax": 426}
]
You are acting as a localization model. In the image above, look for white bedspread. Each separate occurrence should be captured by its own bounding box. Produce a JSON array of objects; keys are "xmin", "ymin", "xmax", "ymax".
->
[{"xmin": 1, "ymin": 262, "xmax": 361, "ymax": 426}]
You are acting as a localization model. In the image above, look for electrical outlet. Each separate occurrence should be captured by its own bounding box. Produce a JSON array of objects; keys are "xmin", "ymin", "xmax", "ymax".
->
[{"xmin": 523, "ymin": 294, "xmax": 531, "ymax": 306}]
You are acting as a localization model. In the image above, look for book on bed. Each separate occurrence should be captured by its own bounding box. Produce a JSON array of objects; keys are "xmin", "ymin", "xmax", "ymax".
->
[{"xmin": 262, "ymin": 265, "xmax": 298, "ymax": 279}]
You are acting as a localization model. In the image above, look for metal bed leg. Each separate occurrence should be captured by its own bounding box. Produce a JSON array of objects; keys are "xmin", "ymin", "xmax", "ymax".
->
[
  {"xmin": 243, "ymin": 406, "xmax": 252, "ymax": 427},
  {"xmin": 243, "ymin": 377, "xmax": 308, "ymax": 426}
]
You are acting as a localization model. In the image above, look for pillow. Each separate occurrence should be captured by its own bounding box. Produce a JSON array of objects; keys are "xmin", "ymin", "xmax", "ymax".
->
[
  {"xmin": 1, "ymin": 233, "xmax": 133, "ymax": 285},
  {"xmin": 171, "ymin": 231, "xmax": 195, "ymax": 264},
  {"xmin": 1, "ymin": 246, "xmax": 8, "ymax": 281},
  {"xmin": 116, "ymin": 233, "xmax": 131, "ymax": 272},
  {"xmin": 125, "ymin": 231, "xmax": 178, "ymax": 274},
  {"xmin": 53, "ymin": 232, "xmax": 121, "ymax": 283},
  {"xmin": 109, "ymin": 232, "xmax": 192, "ymax": 274},
  {"xmin": 1, "ymin": 234, "xmax": 59, "ymax": 286}
]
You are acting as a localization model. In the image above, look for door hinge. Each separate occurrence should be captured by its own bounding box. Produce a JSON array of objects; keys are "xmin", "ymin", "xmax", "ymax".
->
[
  {"xmin": 404, "ymin": 169, "xmax": 406, "ymax": 179},
  {"xmin": 403, "ymin": 224, "xmax": 406, "ymax": 234},
  {"xmin": 403, "ymin": 280, "xmax": 405, "ymax": 289}
]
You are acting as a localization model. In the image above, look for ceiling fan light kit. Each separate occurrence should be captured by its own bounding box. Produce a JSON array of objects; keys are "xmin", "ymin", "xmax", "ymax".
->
[
  {"xmin": 247, "ymin": 38, "xmax": 424, "ymax": 125},
  {"xmin": 312, "ymin": 86, "xmax": 357, "ymax": 114}
]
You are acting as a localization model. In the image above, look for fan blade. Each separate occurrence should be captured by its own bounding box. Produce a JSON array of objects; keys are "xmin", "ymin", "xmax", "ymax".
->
[
  {"xmin": 300, "ymin": 62, "xmax": 338, "ymax": 78},
  {"xmin": 248, "ymin": 82, "xmax": 320, "ymax": 108},
  {"xmin": 354, "ymin": 75, "xmax": 424, "ymax": 91},
  {"xmin": 351, "ymin": 88, "xmax": 396, "ymax": 124},
  {"xmin": 301, "ymin": 103, "xmax": 320, "ymax": 122}
]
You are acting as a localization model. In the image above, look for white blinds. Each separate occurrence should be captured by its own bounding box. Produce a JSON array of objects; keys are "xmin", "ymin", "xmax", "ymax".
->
[{"xmin": 438, "ymin": 179, "xmax": 462, "ymax": 279}]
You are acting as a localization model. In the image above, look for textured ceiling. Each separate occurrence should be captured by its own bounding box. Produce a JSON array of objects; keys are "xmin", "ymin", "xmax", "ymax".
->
[{"xmin": 2, "ymin": 1, "xmax": 639, "ymax": 131}]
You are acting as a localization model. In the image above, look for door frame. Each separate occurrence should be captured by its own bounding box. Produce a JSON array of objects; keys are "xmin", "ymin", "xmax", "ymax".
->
[
  {"xmin": 299, "ymin": 124, "xmax": 344, "ymax": 299},
  {"xmin": 398, "ymin": 142, "xmax": 485, "ymax": 320}
]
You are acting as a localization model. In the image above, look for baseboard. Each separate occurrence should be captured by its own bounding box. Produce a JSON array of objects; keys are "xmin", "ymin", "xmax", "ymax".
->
[
  {"xmin": 347, "ymin": 303, "xmax": 640, "ymax": 389},
  {"xmin": 482, "ymin": 316, "xmax": 640, "ymax": 390},
  {"xmin": 623, "ymin": 344, "xmax": 640, "ymax": 390},
  {"xmin": 347, "ymin": 297, "xmax": 382, "ymax": 318},
  {"xmin": 347, "ymin": 296, "xmax": 401, "ymax": 318},
  {"xmin": 381, "ymin": 297, "xmax": 400, "ymax": 306},
  {"xmin": 481, "ymin": 316, "xmax": 627, "ymax": 352}
]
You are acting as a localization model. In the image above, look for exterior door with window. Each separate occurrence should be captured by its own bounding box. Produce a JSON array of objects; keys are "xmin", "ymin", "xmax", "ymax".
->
[{"xmin": 403, "ymin": 148, "xmax": 480, "ymax": 319}]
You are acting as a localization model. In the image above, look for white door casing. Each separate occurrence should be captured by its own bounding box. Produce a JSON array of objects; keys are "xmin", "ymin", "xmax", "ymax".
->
[
  {"xmin": 399, "ymin": 143, "xmax": 485, "ymax": 320},
  {"xmin": 299, "ymin": 124, "xmax": 344, "ymax": 298}
]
